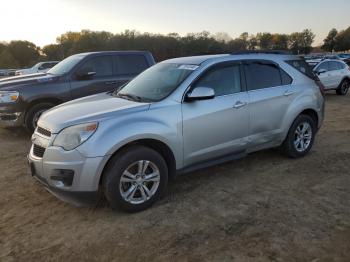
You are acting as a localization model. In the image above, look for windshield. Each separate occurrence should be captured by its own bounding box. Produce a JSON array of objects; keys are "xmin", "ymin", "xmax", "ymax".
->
[
  {"xmin": 116, "ymin": 63, "xmax": 198, "ymax": 102},
  {"xmin": 48, "ymin": 54, "xmax": 85, "ymax": 75}
]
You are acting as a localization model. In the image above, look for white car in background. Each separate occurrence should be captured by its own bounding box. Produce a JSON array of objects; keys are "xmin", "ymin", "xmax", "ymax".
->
[
  {"xmin": 313, "ymin": 59, "xmax": 350, "ymax": 95},
  {"xmin": 15, "ymin": 61, "xmax": 59, "ymax": 76}
]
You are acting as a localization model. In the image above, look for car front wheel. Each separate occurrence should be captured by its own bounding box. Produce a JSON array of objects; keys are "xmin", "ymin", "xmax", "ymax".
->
[
  {"xmin": 103, "ymin": 145, "xmax": 168, "ymax": 212},
  {"xmin": 25, "ymin": 102, "xmax": 55, "ymax": 133}
]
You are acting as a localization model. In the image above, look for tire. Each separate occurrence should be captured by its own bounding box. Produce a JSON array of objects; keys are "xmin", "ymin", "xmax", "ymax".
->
[
  {"xmin": 336, "ymin": 79, "xmax": 349, "ymax": 96},
  {"xmin": 25, "ymin": 103, "xmax": 55, "ymax": 133},
  {"xmin": 102, "ymin": 145, "xmax": 168, "ymax": 212},
  {"xmin": 281, "ymin": 115, "xmax": 316, "ymax": 158}
]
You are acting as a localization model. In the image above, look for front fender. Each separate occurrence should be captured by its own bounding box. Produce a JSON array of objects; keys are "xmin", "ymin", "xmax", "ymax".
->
[{"xmin": 77, "ymin": 104, "xmax": 183, "ymax": 169}]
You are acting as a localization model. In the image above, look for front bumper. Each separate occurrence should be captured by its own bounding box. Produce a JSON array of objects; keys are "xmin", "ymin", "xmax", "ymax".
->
[
  {"xmin": 0, "ymin": 104, "xmax": 24, "ymax": 127},
  {"xmin": 28, "ymin": 133, "xmax": 109, "ymax": 206}
]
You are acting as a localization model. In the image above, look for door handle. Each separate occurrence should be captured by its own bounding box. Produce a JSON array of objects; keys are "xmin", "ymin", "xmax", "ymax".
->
[
  {"xmin": 233, "ymin": 101, "xmax": 247, "ymax": 109},
  {"xmin": 284, "ymin": 90, "xmax": 295, "ymax": 96},
  {"xmin": 104, "ymin": 81, "xmax": 117, "ymax": 85}
]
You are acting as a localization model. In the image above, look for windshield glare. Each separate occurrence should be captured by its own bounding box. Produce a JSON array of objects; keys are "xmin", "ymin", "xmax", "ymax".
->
[
  {"xmin": 48, "ymin": 54, "xmax": 85, "ymax": 75},
  {"xmin": 118, "ymin": 63, "xmax": 198, "ymax": 102}
]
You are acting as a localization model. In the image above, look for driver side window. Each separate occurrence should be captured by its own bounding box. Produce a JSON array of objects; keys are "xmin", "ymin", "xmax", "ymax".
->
[{"xmin": 193, "ymin": 65, "xmax": 241, "ymax": 96}]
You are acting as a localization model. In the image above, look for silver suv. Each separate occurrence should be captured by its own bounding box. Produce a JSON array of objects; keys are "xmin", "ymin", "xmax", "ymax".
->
[{"xmin": 28, "ymin": 52, "xmax": 325, "ymax": 212}]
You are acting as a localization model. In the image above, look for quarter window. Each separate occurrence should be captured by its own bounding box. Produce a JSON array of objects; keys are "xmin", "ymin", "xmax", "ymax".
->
[
  {"xmin": 116, "ymin": 54, "xmax": 149, "ymax": 75},
  {"xmin": 193, "ymin": 65, "xmax": 241, "ymax": 96},
  {"xmin": 244, "ymin": 62, "xmax": 282, "ymax": 90}
]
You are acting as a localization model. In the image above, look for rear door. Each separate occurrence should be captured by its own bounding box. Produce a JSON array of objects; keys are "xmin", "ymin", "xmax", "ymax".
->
[
  {"xmin": 328, "ymin": 61, "xmax": 345, "ymax": 88},
  {"xmin": 315, "ymin": 62, "xmax": 332, "ymax": 89},
  {"xmin": 70, "ymin": 55, "xmax": 116, "ymax": 99},
  {"xmin": 244, "ymin": 60, "xmax": 294, "ymax": 148},
  {"xmin": 114, "ymin": 54, "xmax": 150, "ymax": 88},
  {"xmin": 182, "ymin": 62, "xmax": 249, "ymax": 166}
]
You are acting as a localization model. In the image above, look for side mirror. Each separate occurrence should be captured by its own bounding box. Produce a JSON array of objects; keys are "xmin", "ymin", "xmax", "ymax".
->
[
  {"xmin": 38, "ymin": 66, "xmax": 44, "ymax": 70},
  {"xmin": 76, "ymin": 67, "xmax": 96, "ymax": 80},
  {"xmin": 315, "ymin": 68, "xmax": 326, "ymax": 75},
  {"xmin": 186, "ymin": 87, "xmax": 215, "ymax": 101}
]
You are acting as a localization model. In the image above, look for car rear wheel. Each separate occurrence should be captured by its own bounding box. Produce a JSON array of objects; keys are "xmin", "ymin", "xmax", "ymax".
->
[
  {"xmin": 25, "ymin": 103, "xmax": 55, "ymax": 133},
  {"xmin": 102, "ymin": 145, "xmax": 168, "ymax": 212},
  {"xmin": 281, "ymin": 115, "xmax": 316, "ymax": 158},
  {"xmin": 336, "ymin": 79, "xmax": 349, "ymax": 95}
]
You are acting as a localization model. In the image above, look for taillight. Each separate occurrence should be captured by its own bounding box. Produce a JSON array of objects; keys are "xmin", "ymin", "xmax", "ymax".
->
[{"xmin": 315, "ymin": 78, "xmax": 326, "ymax": 97}]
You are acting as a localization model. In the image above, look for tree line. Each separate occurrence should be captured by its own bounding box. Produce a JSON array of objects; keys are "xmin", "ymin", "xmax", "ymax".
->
[{"xmin": 0, "ymin": 27, "xmax": 349, "ymax": 69}]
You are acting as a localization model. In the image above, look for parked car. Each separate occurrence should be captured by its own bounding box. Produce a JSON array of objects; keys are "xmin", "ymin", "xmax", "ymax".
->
[
  {"xmin": 0, "ymin": 51, "xmax": 155, "ymax": 131},
  {"xmin": 305, "ymin": 55, "xmax": 323, "ymax": 66},
  {"xmin": 0, "ymin": 70, "xmax": 7, "ymax": 77},
  {"xmin": 338, "ymin": 53, "xmax": 350, "ymax": 60},
  {"xmin": 28, "ymin": 51, "xmax": 325, "ymax": 212},
  {"xmin": 313, "ymin": 59, "xmax": 350, "ymax": 95},
  {"xmin": 15, "ymin": 61, "xmax": 59, "ymax": 76}
]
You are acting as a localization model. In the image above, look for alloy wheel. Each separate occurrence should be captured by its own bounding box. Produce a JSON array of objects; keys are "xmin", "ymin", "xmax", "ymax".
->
[
  {"xmin": 119, "ymin": 160, "xmax": 160, "ymax": 204},
  {"xmin": 294, "ymin": 122, "xmax": 312, "ymax": 152}
]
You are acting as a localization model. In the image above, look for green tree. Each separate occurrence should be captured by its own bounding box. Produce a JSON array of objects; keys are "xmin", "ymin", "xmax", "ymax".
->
[
  {"xmin": 7, "ymin": 41, "xmax": 40, "ymax": 68},
  {"xmin": 257, "ymin": 33, "xmax": 273, "ymax": 49},
  {"xmin": 289, "ymin": 29, "xmax": 315, "ymax": 54},
  {"xmin": 322, "ymin": 28, "xmax": 338, "ymax": 52},
  {"xmin": 0, "ymin": 49, "xmax": 19, "ymax": 69},
  {"xmin": 42, "ymin": 44, "xmax": 64, "ymax": 60},
  {"xmin": 272, "ymin": 34, "xmax": 289, "ymax": 50},
  {"xmin": 334, "ymin": 27, "xmax": 350, "ymax": 51}
]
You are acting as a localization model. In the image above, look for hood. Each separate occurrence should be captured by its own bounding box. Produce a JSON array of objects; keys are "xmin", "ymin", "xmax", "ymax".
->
[
  {"xmin": 0, "ymin": 73, "xmax": 59, "ymax": 90},
  {"xmin": 38, "ymin": 92, "xmax": 151, "ymax": 133}
]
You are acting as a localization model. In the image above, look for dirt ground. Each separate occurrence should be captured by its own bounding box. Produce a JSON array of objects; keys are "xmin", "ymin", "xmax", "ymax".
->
[{"xmin": 1, "ymin": 93, "xmax": 350, "ymax": 262}]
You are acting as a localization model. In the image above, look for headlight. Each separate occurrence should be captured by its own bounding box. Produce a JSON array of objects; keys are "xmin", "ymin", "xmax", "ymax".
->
[
  {"xmin": 53, "ymin": 122, "xmax": 98, "ymax": 151},
  {"xmin": 0, "ymin": 91, "xmax": 19, "ymax": 103}
]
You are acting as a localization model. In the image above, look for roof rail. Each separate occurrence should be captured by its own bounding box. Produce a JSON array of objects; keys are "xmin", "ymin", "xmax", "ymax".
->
[{"xmin": 231, "ymin": 50, "xmax": 292, "ymax": 55}]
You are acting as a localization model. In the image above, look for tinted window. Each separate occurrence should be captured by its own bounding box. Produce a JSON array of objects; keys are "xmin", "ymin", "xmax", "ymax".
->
[
  {"xmin": 79, "ymin": 56, "xmax": 113, "ymax": 77},
  {"xmin": 48, "ymin": 54, "xmax": 85, "ymax": 75},
  {"xmin": 329, "ymin": 61, "xmax": 343, "ymax": 71},
  {"xmin": 116, "ymin": 54, "xmax": 149, "ymax": 75},
  {"xmin": 285, "ymin": 59, "xmax": 316, "ymax": 80},
  {"xmin": 245, "ymin": 62, "xmax": 281, "ymax": 90},
  {"xmin": 193, "ymin": 65, "xmax": 241, "ymax": 96},
  {"xmin": 315, "ymin": 62, "xmax": 329, "ymax": 72},
  {"xmin": 41, "ymin": 62, "xmax": 56, "ymax": 69},
  {"xmin": 281, "ymin": 69, "xmax": 293, "ymax": 85}
]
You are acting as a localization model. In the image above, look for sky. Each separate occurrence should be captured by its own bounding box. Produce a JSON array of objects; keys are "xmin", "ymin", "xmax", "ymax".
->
[{"xmin": 0, "ymin": 0, "xmax": 349, "ymax": 47}]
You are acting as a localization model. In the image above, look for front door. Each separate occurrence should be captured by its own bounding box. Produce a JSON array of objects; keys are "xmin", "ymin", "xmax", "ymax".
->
[
  {"xmin": 70, "ymin": 55, "xmax": 119, "ymax": 99},
  {"xmin": 182, "ymin": 63, "xmax": 249, "ymax": 166}
]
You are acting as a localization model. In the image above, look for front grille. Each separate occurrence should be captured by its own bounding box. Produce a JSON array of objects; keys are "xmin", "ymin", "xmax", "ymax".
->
[
  {"xmin": 37, "ymin": 126, "xmax": 51, "ymax": 137},
  {"xmin": 33, "ymin": 144, "xmax": 46, "ymax": 158}
]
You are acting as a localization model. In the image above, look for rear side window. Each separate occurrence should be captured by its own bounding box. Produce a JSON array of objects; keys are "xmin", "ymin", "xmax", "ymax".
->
[
  {"xmin": 329, "ymin": 61, "xmax": 344, "ymax": 71},
  {"xmin": 79, "ymin": 56, "xmax": 113, "ymax": 77},
  {"xmin": 116, "ymin": 54, "xmax": 149, "ymax": 75},
  {"xmin": 244, "ymin": 62, "xmax": 281, "ymax": 90},
  {"xmin": 285, "ymin": 59, "xmax": 316, "ymax": 80}
]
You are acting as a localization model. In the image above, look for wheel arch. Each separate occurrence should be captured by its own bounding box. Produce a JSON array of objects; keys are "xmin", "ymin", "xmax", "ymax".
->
[{"xmin": 99, "ymin": 138, "xmax": 177, "ymax": 186}]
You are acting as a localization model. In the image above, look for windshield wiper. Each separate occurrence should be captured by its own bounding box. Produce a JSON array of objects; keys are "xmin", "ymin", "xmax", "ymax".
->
[{"xmin": 116, "ymin": 93, "xmax": 143, "ymax": 102}]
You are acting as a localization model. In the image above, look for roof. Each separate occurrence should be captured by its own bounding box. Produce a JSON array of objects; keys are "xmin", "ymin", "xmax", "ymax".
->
[
  {"xmin": 163, "ymin": 53, "xmax": 299, "ymax": 65},
  {"xmin": 163, "ymin": 54, "xmax": 229, "ymax": 65},
  {"xmin": 74, "ymin": 50, "xmax": 152, "ymax": 57}
]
